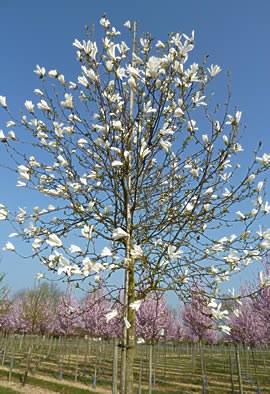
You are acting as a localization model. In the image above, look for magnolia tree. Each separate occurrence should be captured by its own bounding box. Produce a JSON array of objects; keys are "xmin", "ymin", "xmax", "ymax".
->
[{"xmin": 1, "ymin": 16, "xmax": 270, "ymax": 392}]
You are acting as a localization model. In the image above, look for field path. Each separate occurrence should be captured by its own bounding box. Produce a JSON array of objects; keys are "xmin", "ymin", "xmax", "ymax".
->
[
  {"xmin": 0, "ymin": 365, "xmax": 112, "ymax": 394},
  {"xmin": 0, "ymin": 380, "xmax": 58, "ymax": 393}
]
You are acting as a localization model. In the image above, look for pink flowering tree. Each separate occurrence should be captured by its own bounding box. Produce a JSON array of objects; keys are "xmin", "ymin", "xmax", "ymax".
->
[
  {"xmin": 136, "ymin": 293, "xmax": 175, "ymax": 343},
  {"xmin": 1, "ymin": 15, "xmax": 270, "ymax": 392},
  {"xmin": 170, "ymin": 317, "xmax": 184, "ymax": 341},
  {"xmin": 228, "ymin": 298, "xmax": 266, "ymax": 346},
  {"xmin": 7, "ymin": 284, "xmax": 61, "ymax": 334},
  {"xmin": 251, "ymin": 265, "xmax": 270, "ymax": 341},
  {"xmin": 8, "ymin": 292, "xmax": 54, "ymax": 334},
  {"xmin": 182, "ymin": 290, "xmax": 217, "ymax": 344},
  {"xmin": 54, "ymin": 286, "xmax": 80, "ymax": 336},
  {"xmin": 82, "ymin": 289, "xmax": 116, "ymax": 338}
]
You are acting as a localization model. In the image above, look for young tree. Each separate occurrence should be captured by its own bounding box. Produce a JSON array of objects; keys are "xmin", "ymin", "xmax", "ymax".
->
[
  {"xmin": 0, "ymin": 270, "xmax": 11, "ymax": 331},
  {"xmin": 253, "ymin": 265, "xmax": 270, "ymax": 339},
  {"xmin": 228, "ymin": 298, "xmax": 266, "ymax": 346},
  {"xmin": 54, "ymin": 286, "xmax": 79, "ymax": 336},
  {"xmin": 1, "ymin": 16, "xmax": 270, "ymax": 392},
  {"xmin": 81, "ymin": 289, "xmax": 115, "ymax": 338},
  {"xmin": 136, "ymin": 292, "xmax": 174, "ymax": 342},
  {"xmin": 182, "ymin": 289, "xmax": 217, "ymax": 344},
  {"xmin": 9, "ymin": 283, "xmax": 61, "ymax": 334}
]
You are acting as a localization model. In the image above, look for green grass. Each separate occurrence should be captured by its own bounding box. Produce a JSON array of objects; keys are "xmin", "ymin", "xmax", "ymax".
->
[{"xmin": 0, "ymin": 387, "xmax": 21, "ymax": 394}]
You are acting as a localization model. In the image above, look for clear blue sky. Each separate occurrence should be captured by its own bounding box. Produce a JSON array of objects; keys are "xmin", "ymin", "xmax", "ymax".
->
[{"xmin": 0, "ymin": 0, "xmax": 270, "ymax": 296}]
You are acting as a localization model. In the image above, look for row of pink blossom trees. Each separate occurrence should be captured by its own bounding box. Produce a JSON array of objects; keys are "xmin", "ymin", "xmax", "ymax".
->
[
  {"xmin": 0, "ymin": 285, "xmax": 182, "ymax": 341},
  {"xmin": 0, "ymin": 279, "xmax": 269, "ymax": 346}
]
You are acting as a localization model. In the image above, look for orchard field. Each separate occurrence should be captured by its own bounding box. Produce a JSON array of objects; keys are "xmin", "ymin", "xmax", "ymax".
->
[{"xmin": 0, "ymin": 334, "xmax": 269, "ymax": 393}]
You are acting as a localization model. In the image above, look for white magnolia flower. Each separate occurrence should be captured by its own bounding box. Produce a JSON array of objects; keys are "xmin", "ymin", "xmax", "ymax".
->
[
  {"xmin": 8, "ymin": 131, "xmax": 16, "ymax": 140},
  {"xmin": 256, "ymin": 181, "xmax": 264, "ymax": 193},
  {"xmin": 34, "ymin": 65, "xmax": 46, "ymax": 77},
  {"xmin": 112, "ymin": 160, "xmax": 124, "ymax": 167},
  {"xmin": 208, "ymin": 299, "xmax": 217, "ymax": 309},
  {"xmin": 69, "ymin": 244, "xmax": 83, "ymax": 254},
  {"xmin": 245, "ymin": 173, "xmax": 256, "ymax": 184},
  {"xmin": 174, "ymin": 107, "xmax": 184, "ymax": 118},
  {"xmin": 61, "ymin": 93, "xmax": 73, "ymax": 109},
  {"xmin": 183, "ymin": 202, "xmax": 194, "ymax": 212},
  {"xmin": 9, "ymin": 232, "xmax": 18, "ymax": 238},
  {"xmin": 6, "ymin": 121, "xmax": 16, "ymax": 127},
  {"xmin": 82, "ymin": 66, "xmax": 98, "ymax": 82},
  {"xmin": 259, "ymin": 239, "xmax": 270, "ymax": 249},
  {"xmin": 236, "ymin": 210, "xmax": 246, "ymax": 220},
  {"xmin": 18, "ymin": 165, "xmax": 30, "ymax": 181},
  {"xmin": 130, "ymin": 245, "xmax": 143, "ymax": 259},
  {"xmin": 17, "ymin": 181, "xmax": 26, "ymax": 187},
  {"xmin": 77, "ymin": 138, "xmax": 88, "ymax": 147},
  {"xmin": 106, "ymin": 309, "xmax": 118, "ymax": 322},
  {"xmin": 156, "ymin": 40, "xmax": 165, "ymax": 49},
  {"xmin": 128, "ymin": 77, "xmax": 137, "ymax": 90},
  {"xmin": 69, "ymin": 81, "xmax": 77, "ymax": 89},
  {"xmin": 100, "ymin": 16, "xmax": 110, "ymax": 28},
  {"xmin": 124, "ymin": 317, "xmax": 131, "ymax": 329},
  {"xmin": 81, "ymin": 224, "xmax": 93, "ymax": 239},
  {"xmin": 37, "ymin": 100, "xmax": 51, "ymax": 112},
  {"xmin": 137, "ymin": 337, "xmax": 145, "ymax": 344},
  {"xmin": 124, "ymin": 20, "xmax": 131, "ymax": 29},
  {"xmin": 211, "ymin": 303, "xmax": 229, "ymax": 320},
  {"xmin": 219, "ymin": 325, "xmax": 231, "ymax": 335},
  {"xmin": 202, "ymin": 134, "xmax": 209, "ymax": 144},
  {"xmin": 112, "ymin": 227, "xmax": 128, "ymax": 240},
  {"xmin": 192, "ymin": 92, "xmax": 206, "ymax": 106},
  {"xmin": 78, "ymin": 75, "xmax": 89, "ymax": 87},
  {"xmin": 58, "ymin": 74, "xmax": 65, "ymax": 85},
  {"xmin": 167, "ymin": 245, "xmax": 183, "ymax": 259},
  {"xmin": 46, "ymin": 234, "xmax": 63, "ymax": 248},
  {"xmin": 226, "ymin": 111, "xmax": 242, "ymax": 126},
  {"xmin": 36, "ymin": 273, "xmax": 44, "ymax": 280},
  {"xmin": 160, "ymin": 140, "xmax": 171, "ymax": 152},
  {"xmin": 146, "ymin": 56, "xmax": 162, "ymax": 78},
  {"xmin": 3, "ymin": 242, "xmax": 15, "ymax": 251},
  {"xmin": 0, "ymin": 205, "xmax": 8, "ymax": 221},
  {"xmin": 130, "ymin": 300, "xmax": 142, "ymax": 311},
  {"xmin": 0, "ymin": 96, "xmax": 7, "ymax": 108},
  {"xmin": 207, "ymin": 64, "xmax": 222, "ymax": 77},
  {"xmin": 32, "ymin": 238, "xmax": 43, "ymax": 250},
  {"xmin": 263, "ymin": 201, "xmax": 270, "ymax": 214},
  {"xmin": 139, "ymin": 140, "xmax": 151, "ymax": 159},
  {"xmin": 101, "ymin": 247, "xmax": 113, "ymax": 257},
  {"xmin": 256, "ymin": 153, "xmax": 270, "ymax": 165},
  {"xmin": 25, "ymin": 100, "xmax": 35, "ymax": 113},
  {"xmin": 73, "ymin": 39, "xmax": 84, "ymax": 50},
  {"xmin": 48, "ymin": 69, "xmax": 58, "ymax": 78},
  {"xmin": 34, "ymin": 89, "xmax": 43, "ymax": 96},
  {"xmin": 57, "ymin": 155, "xmax": 68, "ymax": 167}
]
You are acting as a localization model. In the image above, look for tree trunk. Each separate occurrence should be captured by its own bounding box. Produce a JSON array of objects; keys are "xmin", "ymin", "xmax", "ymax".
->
[
  {"xmin": 120, "ymin": 20, "xmax": 137, "ymax": 394},
  {"xmin": 199, "ymin": 339, "xmax": 206, "ymax": 394},
  {"xmin": 124, "ymin": 265, "xmax": 136, "ymax": 394},
  {"xmin": 148, "ymin": 342, "xmax": 153, "ymax": 394},
  {"xmin": 235, "ymin": 345, "xmax": 243, "ymax": 394},
  {"xmin": 112, "ymin": 338, "xmax": 119, "ymax": 394}
]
